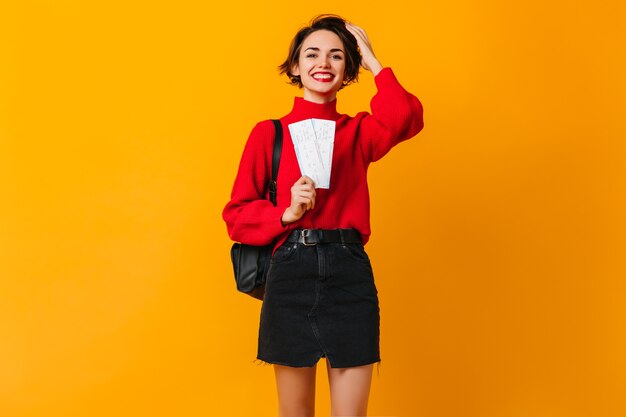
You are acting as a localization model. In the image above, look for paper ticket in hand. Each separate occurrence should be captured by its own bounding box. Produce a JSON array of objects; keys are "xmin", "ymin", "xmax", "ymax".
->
[{"xmin": 288, "ymin": 119, "xmax": 336, "ymax": 189}]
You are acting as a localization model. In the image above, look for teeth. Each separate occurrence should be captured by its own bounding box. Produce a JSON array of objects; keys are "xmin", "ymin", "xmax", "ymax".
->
[{"xmin": 313, "ymin": 73, "xmax": 332, "ymax": 79}]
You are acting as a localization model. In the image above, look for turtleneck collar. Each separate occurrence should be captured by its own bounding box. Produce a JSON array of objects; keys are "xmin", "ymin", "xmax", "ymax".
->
[{"xmin": 285, "ymin": 96, "xmax": 340, "ymax": 122}]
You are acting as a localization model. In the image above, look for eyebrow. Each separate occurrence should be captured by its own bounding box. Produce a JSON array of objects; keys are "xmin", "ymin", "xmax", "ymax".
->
[{"xmin": 303, "ymin": 47, "xmax": 345, "ymax": 53}]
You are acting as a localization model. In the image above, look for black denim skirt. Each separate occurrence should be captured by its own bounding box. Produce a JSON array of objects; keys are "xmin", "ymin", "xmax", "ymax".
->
[{"xmin": 255, "ymin": 236, "xmax": 381, "ymax": 369}]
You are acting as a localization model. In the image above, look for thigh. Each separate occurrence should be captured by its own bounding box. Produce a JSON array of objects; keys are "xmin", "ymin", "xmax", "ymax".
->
[
  {"xmin": 273, "ymin": 363, "xmax": 317, "ymax": 417},
  {"xmin": 326, "ymin": 361, "xmax": 374, "ymax": 416}
]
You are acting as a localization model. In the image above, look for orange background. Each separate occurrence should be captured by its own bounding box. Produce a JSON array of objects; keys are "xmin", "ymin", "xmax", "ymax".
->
[{"xmin": 1, "ymin": 1, "xmax": 625, "ymax": 416}]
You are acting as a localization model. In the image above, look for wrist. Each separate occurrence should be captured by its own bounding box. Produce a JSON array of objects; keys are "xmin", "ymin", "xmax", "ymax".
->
[
  {"xmin": 281, "ymin": 207, "xmax": 298, "ymax": 226},
  {"xmin": 369, "ymin": 60, "xmax": 383, "ymax": 77}
]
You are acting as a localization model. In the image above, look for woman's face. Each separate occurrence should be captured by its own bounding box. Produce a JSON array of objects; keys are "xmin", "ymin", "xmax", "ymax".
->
[{"xmin": 291, "ymin": 29, "xmax": 346, "ymax": 103}]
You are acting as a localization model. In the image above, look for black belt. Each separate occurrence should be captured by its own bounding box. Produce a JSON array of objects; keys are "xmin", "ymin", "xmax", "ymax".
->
[{"xmin": 286, "ymin": 228, "xmax": 362, "ymax": 246}]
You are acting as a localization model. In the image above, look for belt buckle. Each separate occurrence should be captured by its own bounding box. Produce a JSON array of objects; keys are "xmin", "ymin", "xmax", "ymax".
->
[{"xmin": 302, "ymin": 229, "xmax": 317, "ymax": 246}]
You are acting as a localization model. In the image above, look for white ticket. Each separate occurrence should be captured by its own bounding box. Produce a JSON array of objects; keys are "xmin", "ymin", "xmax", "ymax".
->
[{"xmin": 288, "ymin": 118, "xmax": 336, "ymax": 189}]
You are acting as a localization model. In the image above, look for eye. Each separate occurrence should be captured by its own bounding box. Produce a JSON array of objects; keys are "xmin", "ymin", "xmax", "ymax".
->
[
  {"xmin": 331, "ymin": 54, "xmax": 343, "ymax": 60},
  {"xmin": 306, "ymin": 53, "xmax": 317, "ymax": 58}
]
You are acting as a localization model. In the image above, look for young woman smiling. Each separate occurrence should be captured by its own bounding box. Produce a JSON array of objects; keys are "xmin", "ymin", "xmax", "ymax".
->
[{"xmin": 223, "ymin": 14, "xmax": 424, "ymax": 417}]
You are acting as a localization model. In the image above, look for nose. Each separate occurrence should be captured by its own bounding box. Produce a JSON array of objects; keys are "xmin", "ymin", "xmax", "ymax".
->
[{"xmin": 317, "ymin": 57, "xmax": 331, "ymax": 68}]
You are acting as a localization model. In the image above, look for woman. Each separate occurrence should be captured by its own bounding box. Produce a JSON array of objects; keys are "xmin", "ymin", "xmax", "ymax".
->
[{"xmin": 223, "ymin": 14, "xmax": 424, "ymax": 417}]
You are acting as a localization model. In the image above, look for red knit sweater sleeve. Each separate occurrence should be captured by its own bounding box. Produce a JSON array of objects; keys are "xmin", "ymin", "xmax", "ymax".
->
[
  {"xmin": 358, "ymin": 67, "xmax": 424, "ymax": 163},
  {"xmin": 222, "ymin": 120, "xmax": 288, "ymax": 245}
]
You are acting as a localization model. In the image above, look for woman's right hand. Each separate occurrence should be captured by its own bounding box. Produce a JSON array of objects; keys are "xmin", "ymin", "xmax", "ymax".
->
[{"xmin": 282, "ymin": 176, "xmax": 316, "ymax": 225}]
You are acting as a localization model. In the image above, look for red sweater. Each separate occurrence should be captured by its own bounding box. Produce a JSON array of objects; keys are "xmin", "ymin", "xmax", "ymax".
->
[{"xmin": 223, "ymin": 67, "xmax": 424, "ymax": 255}]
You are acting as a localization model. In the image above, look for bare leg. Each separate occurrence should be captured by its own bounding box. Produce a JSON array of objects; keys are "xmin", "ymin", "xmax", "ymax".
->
[
  {"xmin": 273, "ymin": 363, "xmax": 317, "ymax": 417},
  {"xmin": 326, "ymin": 361, "xmax": 374, "ymax": 416}
]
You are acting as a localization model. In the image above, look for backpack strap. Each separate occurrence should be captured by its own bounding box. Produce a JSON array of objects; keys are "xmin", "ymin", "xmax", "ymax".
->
[{"xmin": 268, "ymin": 119, "xmax": 283, "ymax": 206}]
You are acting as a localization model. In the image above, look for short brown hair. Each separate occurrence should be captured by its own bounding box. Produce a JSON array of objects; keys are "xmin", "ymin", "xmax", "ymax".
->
[{"xmin": 278, "ymin": 14, "xmax": 361, "ymax": 90}]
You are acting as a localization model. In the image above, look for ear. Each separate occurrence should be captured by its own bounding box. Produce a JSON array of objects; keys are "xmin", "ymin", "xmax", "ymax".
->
[{"xmin": 290, "ymin": 62, "xmax": 300, "ymax": 76}]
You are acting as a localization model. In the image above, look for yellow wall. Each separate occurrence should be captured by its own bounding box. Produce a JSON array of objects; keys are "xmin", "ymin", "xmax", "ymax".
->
[{"xmin": 1, "ymin": 1, "xmax": 624, "ymax": 416}]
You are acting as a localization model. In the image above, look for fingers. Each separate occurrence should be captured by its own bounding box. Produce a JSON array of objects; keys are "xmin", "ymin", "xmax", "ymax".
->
[
  {"xmin": 345, "ymin": 22, "xmax": 369, "ymax": 43},
  {"xmin": 345, "ymin": 22, "xmax": 382, "ymax": 74},
  {"xmin": 295, "ymin": 175, "xmax": 316, "ymax": 186},
  {"xmin": 291, "ymin": 176, "xmax": 316, "ymax": 211},
  {"xmin": 345, "ymin": 22, "xmax": 373, "ymax": 58},
  {"xmin": 294, "ymin": 192, "xmax": 315, "ymax": 211},
  {"xmin": 345, "ymin": 24, "xmax": 361, "ymax": 44}
]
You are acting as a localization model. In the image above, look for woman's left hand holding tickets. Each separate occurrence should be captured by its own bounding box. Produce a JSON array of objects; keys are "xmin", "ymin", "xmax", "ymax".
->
[{"xmin": 345, "ymin": 22, "xmax": 384, "ymax": 76}]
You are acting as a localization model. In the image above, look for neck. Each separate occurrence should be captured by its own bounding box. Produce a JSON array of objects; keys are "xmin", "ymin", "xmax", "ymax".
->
[
  {"xmin": 303, "ymin": 89, "xmax": 337, "ymax": 104},
  {"xmin": 287, "ymin": 96, "xmax": 340, "ymax": 121}
]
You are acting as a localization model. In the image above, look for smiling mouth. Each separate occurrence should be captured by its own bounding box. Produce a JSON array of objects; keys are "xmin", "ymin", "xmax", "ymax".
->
[{"xmin": 312, "ymin": 73, "xmax": 334, "ymax": 82}]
